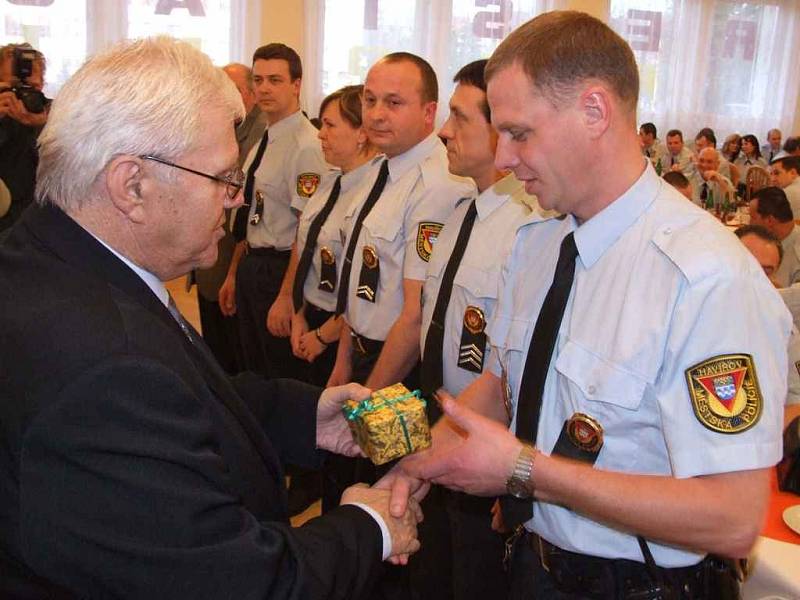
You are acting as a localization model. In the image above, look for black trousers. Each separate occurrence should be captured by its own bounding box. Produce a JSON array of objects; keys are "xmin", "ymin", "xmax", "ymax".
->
[
  {"xmin": 235, "ymin": 250, "xmax": 307, "ymax": 381},
  {"xmin": 197, "ymin": 294, "xmax": 242, "ymax": 374}
]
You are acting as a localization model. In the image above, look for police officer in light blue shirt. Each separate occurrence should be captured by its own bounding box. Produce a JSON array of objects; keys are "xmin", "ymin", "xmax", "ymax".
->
[{"xmin": 387, "ymin": 13, "xmax": 791, "ymax": 599}]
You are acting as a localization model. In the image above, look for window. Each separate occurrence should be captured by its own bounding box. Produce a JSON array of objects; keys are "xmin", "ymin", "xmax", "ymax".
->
[
  {"xmin": 610, "ymin": 0, "xmax": 800, "ymax": 143},
  {"xmin": 1, "ymin": 0, "xmax": 259, "ymax": 97},
  {"xmin": 305, "ymin": 0, "xmax": 567, "ymax": 121}
]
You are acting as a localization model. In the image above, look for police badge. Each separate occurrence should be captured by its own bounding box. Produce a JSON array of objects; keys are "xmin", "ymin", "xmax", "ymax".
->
[
  {"xmin": 356, "ymin": 245, "xmax": 379, "ymax": 302},
  {"xmin": 318, "ymin": 246, "xmax": 336, "ymax": 292},
  {"xmin": 457, "ymin": 306, "xmax": 487, "ymax": 373},
  {"xmin": 416, "ymin": 222, "xmax": 443, "ymax": 262},
  {"xmin": 296, "ymin": 172, "xmax": 320, "ymax": 198},
  {"xmin": 685, "ymin": 354, "xmax": 763, "ymax": 434}
]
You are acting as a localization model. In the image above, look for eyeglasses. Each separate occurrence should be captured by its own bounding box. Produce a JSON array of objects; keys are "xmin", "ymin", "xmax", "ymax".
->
[{"xmin": 140, "ymin": 155, "xmax": 244, "ymax": 200}]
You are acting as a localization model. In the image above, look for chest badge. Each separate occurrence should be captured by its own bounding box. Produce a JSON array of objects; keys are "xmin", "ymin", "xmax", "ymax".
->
[
  {"xmin": 566, "ymin": 413, "xmax": 604, "ymax": 453},
  {"xmin": 318, "ymin": 246, "xmax": 337, "ymax": 293},
  {"xmin": 249, "ymin": 191, "xmax": 264, "ymax": 225},
  {"xmin": 458, "ymin": 306, "xmax": 487, "ymax": 374},
  {"xmin": 357, "ymin": 245, "xmax": 379, "ymax": 302},
  {"xmin": 685, "ymin": 354, "xmax": 763, "ymax": 434}
]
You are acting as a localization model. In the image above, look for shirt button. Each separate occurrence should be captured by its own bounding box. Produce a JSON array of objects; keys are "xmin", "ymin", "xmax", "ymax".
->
[
  {"xmin": 587, "ymin": 384, "xmax": 597, "ymax": 396},
  {"xmin": 663, "ymin": 227, "xmax": 672, "ymax": 235}
]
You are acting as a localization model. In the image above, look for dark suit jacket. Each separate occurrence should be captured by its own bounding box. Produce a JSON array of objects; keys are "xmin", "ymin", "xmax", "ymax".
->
[{"xmin": 0, "ymin": 204, "xmax": 382, "ymax": 599}]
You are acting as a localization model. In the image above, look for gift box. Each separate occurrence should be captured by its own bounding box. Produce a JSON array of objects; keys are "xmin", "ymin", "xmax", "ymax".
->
[{"xmin": 342, "ymin": 383, "xmax": 431, "ymax": 465}]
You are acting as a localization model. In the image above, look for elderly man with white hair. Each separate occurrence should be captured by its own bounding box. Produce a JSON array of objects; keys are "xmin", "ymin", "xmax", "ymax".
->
[{"xmin": 0, "ymin": 37, "xmax": 422, "ymax": 599}]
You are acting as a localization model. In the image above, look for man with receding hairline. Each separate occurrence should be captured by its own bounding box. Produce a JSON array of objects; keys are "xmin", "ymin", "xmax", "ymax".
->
[{"xmin": 383, "ymin": 11, "xmax": 790, "ymax": 598}]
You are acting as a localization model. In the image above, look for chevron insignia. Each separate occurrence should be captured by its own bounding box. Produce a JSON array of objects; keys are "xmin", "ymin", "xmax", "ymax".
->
[
  {"xmin": 458, "ymin": 343, "xmax": 484, "ymax": 372},
  {"xmin": 356, "ymin": 285, "xmax": 375, "ymax": 301}
]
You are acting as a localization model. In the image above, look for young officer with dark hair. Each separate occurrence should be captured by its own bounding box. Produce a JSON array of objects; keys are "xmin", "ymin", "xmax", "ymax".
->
[
  {"xmin": 383, "ymin": 11, "xmax": 791, "ymax": 599},
  {"xmin": 414, "ymin": 58, "xmax": 553, "ymax": 600},
  {"xmin": 221, "ymin": 43, "xmax": 328, "ymax": 381}
]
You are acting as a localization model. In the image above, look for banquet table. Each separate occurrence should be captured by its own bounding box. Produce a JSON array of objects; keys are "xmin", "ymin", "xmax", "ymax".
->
[{"xmin": 741, "ymin": 471, "xmax": 800, "ymax": 599}]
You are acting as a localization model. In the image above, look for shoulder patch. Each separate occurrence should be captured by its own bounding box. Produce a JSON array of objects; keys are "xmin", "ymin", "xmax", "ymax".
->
[
  {"xmin": 416, "ymin": 222, "xmax": 443, "ymax": 262},
  {"xmin": 685, "ymin": 354, "xmax": 762, "ymax": 434},
  {"xmin": 297, "ymin": 173, "xmax": 320, "ymax": 198}
]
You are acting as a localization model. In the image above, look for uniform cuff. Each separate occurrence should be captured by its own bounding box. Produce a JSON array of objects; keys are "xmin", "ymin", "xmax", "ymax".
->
[{"xmin": 346, "ymin": 502, "xmax": 392, "ymax": 560}]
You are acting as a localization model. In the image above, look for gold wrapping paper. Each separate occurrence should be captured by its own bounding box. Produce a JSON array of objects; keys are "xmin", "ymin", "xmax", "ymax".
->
[{"xmin": 342, "ymin": 383, "xmax": 431, "ymax": 465}]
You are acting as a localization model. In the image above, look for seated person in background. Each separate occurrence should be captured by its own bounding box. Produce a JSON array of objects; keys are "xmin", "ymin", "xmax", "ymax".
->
[
  {"xmin": 735, "ymin": 134, "xmax": 767, "ymax": 187},
  {"xmin": 781, "ymin": 136, "xmax": 800, "ymax": 159},
  {"xmin": 749, "ymin": 186, "xmax": 800, "ymax": 287},
  {"xmin": 735, "ymin": 224, "xmax": 800, "ymax": 426},
  {"xmin": 694, "ymin": 127, "xmax": 733, "ymax": 182},
  {"xmin": 721, "ymin": 133, "xmax": 741, "ymax": 163},
  {"xmin": 663, "ymin": 170, "xmax": 692, "ymax": 200},
  {"xmin": 762, "ymin": 128, "xmax": 782, "ymax": 163},
  {"xmin": 690, "ymin": 147, "xmax": 733, "ymax": 206},
  {"xmin": 0, "ymin": 43, "xmax": 48, "ymax": 233},
  {"xmin": 639, "ymin": 121, "xmax": 667, "ymax": 167},
  {"xmin": 770, "ymin": 156, "xmax": 800, "ymax": 218},
  {"xmin": 665, "ymin": 129, "xmax": 694, "ymax": 176}
]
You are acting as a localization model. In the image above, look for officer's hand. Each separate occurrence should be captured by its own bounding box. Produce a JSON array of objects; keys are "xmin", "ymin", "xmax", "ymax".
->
[
  {"xmin": 670, "ymin": 163, "xmax": 682, "ymax": 172},
  {"xmin": 403, "ymin": 391, "xmax": 523, "ymax": 497},
  {"xmin": 267, "ymin": 294, "xmax": 292, "ymax": 337},
  {"xmin": 0, "ymin": 90, "xmax": 15, "ymax": 119},
  {"xmin": 341, "ymin": 483, "xmax": 423, "ymax": 563},
  {"xmin": 316, "ymin": 382, "xmax": 370, "ymax": 456},
  {"xmin": 218, "ymin": 276, "xmax": 236, "ymax": 316},
  {"xmin": 374, "ymin": 463, "xmax": 431, "ymax": 518},
  {"xmin": 298, "ymin": 330, "xmax": 326, "ymax": 362},
  {"xmin": 326, "ymin": 359, "xmax": 352, "ymax": 388},
  {"xmin": 290, "ymin": 311, "xmax": 308, "ymax": 358}
]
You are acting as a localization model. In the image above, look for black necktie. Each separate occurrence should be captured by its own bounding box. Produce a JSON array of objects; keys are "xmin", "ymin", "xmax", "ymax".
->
[
  {"xmin": 701, "ymin": 182, "xmax": 708, "ymax": 201},
  {"xmin": 292, "ymin": 175, "xmax": 342, "ymax": 312},
  {"xmin": 671, "ymin": 155, "xmax": 676, "ymax": 166},
  {"xmin": 420, "ymin": 200, "xmax": 478, "ymax": 399},
  {"xmin": 233, "ymin": 128, "xmax": 269, "ymax": 241},
  {"xmin": 501, "ymin": 232, "xmax": 579, "ymax": 527},
  {"xmin": 335, "ymin": 159, "xmax": 390, "ymax": 316}
]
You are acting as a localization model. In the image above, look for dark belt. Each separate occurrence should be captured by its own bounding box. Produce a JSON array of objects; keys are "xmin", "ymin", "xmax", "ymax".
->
[
  {"xmin": 350, "ymin": 330, "xmax": 383, "ymax": 356},
  {"xmin": 522, "ymin": 531, "xmax": 708, "ymax": 599},
  {"xmin": 247, "ymin": 245, "xmax": 291, "ymax": 258}
]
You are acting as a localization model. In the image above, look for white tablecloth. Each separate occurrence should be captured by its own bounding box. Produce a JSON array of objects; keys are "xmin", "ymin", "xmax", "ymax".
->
[{"xmin": 742, "ymin": 536, "xmax": 800, "ymax": 599}]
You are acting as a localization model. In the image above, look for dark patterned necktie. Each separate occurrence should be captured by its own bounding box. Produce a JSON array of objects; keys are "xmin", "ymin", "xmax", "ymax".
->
[
  {"xmin": 420, "ymin": 199, "xmax": 478, "ymax": 399},
  {"xmin": 292, "ymin": 175, "xmax": 342, "ymax": 312},
  {"xmin": 232, "ymin": 128, "xmax": 269, "ymax": 240},
  {"xmin": 500, "ymin": 231, "xmax": 579, "ymax": 527},
  {"xmin": 335, "ymin": 159, "xmax": 389, "ymax": 316}
]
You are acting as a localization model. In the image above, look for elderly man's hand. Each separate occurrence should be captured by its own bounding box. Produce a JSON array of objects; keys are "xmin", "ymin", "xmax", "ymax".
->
[
  {"xmin": 341, "ymin": 483, "xmax": 423, "ymax": 563},
  {"xmin": 402, "ymin": 391, "xmax": 523, "ymax": 497},
  {"xmin": 316, "ymin": 382, "xmax": 370, "ymax": 456}
]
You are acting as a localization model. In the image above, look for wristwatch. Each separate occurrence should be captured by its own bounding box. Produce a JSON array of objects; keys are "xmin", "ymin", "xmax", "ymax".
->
[
  {"xmin": 506, "ymin": 443, "xmax": 536, "ymax": 499},
  {"xmin": 315, "ymin": 327, "xmax": 328, "ymax": 346}
]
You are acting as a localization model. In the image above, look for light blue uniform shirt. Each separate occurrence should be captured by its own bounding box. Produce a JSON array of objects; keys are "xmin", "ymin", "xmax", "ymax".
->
[{"xmin": 488, "ymin": 162, "xmax": 790, "ymax": 567}]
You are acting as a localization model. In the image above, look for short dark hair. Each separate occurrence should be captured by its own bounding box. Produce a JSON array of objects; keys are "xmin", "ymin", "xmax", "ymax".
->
[
  {"xmin": 695, "ymin": 127, "xmax": 716, "ymax": 147},
  {"xmin": 784, "ymin": 137, "xmax": 800, "ymax": 154},
  {"xmin": 752, "ymin": 186, "xmax": 793, "ymax": 223},
  {"xmin": 485, "ymin": 11, "xmax": 639, "ymax": 114},
  {"xmin": 734, "ymin": 223, "xmax": 783, "ymax": 264},
  {"xmin": 773, "ymin": 155, "xmax": 800, "ymax": 174},
  {"xmin": 640, "ymin": 122, "xmax": 656, "ymax": 138},
  {"xmin": 252, "ymin": 43, "xmax": 302, "ymax": 81},
  {"xmin": 381, "ymin": 52, "xmax": 438, "ymax": 103},
  {"xmin": 319, "ymin": 84, "xmax": 364, "ymax": 128},
  {"xmin": 453, "ymin": 59, "xmax": 490, "ymax": 122},
  {"xmin": 663, "ymin": 171, "xmax": 689, "ymax": 189},
  {"xmin": 666, "ymin": 129, "xmax": 683, "ymax": 141}
]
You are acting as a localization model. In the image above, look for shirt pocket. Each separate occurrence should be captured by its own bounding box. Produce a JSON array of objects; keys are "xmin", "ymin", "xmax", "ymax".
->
[
  {"xmin": 453, "ymin": 263, "xmax": 500, "ymax": 300},
  {"xmin": 363, "ymin": 212, "xmax": 402, "ymax": 243},
  {"xmin": 555, "ymin": 339, "xmax": 648, "ymax": 411}
]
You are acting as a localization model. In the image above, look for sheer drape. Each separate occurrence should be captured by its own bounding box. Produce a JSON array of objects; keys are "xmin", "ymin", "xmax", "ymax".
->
[
  {"xmin": 610, "ymin": 0, "xmax": 800, "ymax": 141},
  {"xmin": 302, "ymin": 0, "xmax": 568, "ymax": 120}
]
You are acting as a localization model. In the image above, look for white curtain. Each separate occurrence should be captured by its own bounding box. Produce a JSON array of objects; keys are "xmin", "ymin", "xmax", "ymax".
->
[
  {"xmin": 1, "ymin": 0, "xmax": 259, "ymax": 98},
  {"xmin": 302, "ymin": 0, "xmax": 568, "ymax": 121},
  {"xmin": 610, "ymin": 0, "xmax": 800, "ymax": 143}
]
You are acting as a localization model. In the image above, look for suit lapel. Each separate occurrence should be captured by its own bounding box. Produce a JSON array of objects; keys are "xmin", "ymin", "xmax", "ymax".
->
[{"xmin": 21, "ymin": 204, "xmax": 285, "ymax": 502}]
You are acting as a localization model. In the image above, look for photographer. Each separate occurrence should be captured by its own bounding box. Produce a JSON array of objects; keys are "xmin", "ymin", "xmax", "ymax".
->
[{"xmin": 0, "ymin": 43, "xmax": 49, "ymax": 233}]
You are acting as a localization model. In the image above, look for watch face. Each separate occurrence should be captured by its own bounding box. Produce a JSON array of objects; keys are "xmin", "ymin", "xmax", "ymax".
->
[{"xmin": 507, "ymin": 478, "xmax": 531, "ymax": 500}]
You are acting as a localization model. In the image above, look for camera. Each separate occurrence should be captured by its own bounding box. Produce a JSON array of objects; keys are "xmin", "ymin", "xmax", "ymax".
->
[{"xmin": 2, "ymin": 46, "xmax": 47, "ymax": 115}]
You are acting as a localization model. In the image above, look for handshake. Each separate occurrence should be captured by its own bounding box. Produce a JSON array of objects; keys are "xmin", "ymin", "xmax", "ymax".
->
[{"xmin": 316, "ymin": 382, "xmax": 430, "ymax": 563}]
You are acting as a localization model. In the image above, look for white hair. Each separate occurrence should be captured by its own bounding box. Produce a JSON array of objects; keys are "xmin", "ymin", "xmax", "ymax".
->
[{"xmin": 36, "ymin": 36, "xmax": 244, "ymax": 210}]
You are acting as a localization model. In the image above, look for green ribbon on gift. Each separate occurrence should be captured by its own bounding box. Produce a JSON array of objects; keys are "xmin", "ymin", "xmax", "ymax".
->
[{"xmin": 343, "ymin": 389, "xmax": 426, "ymax": 454}]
